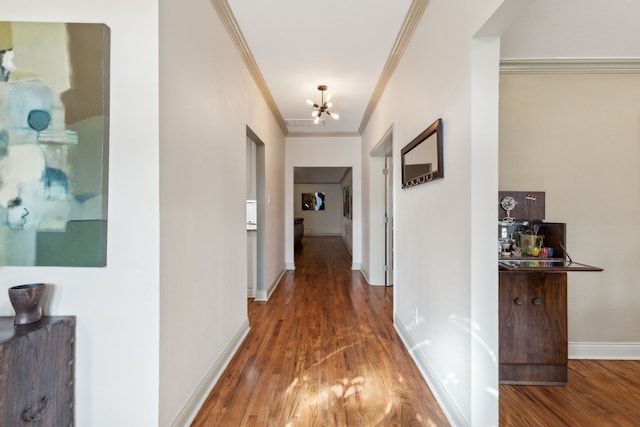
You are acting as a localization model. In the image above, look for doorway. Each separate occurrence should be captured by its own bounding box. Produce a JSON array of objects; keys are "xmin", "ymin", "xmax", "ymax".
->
[
  {"xmin": 370, "ymin": 126, "xmax": 394, "ymax": 286},
  {"xmin": 247, "ymin": 127, "xmax": 266, "ymax": 299},
  {"xmin": 292, "ymin": 167, "xmax": 353, "ymax": 259},
  {"xmin": 383, "ymin": 155, "xmax": 393, "ymax": 286}
]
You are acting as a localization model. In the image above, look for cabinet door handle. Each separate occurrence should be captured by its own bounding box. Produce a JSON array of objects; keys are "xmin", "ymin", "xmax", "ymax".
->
[
  {"xmin": 22, "ymin": 395, "xmax": 50, "ymax": 422},
  {"xmin": 532, "ymin": 297, "xmax": 542, "ymax": 305},
  {"xmin": 514, "ymin": 298, "xmax": 524, "ymax": 305}
]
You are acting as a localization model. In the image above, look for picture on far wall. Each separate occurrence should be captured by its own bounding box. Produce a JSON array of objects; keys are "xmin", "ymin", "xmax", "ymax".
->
[
  {"xmin": 302, "ymin": 192, "xmax": 325, "ymax": 211},
  {"xmin": 0, "ymin": 21, "xmax": 110, "ymax": 266},
  {"xmin": 343, "ymin": 185, "xmax": 351, "ymax": 219}
]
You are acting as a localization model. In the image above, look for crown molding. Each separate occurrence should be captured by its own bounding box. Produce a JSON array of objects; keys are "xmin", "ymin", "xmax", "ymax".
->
[
  {"xmin": 213, "ymin": 0, "xmax": 429, "ymax": 137},
  {"xmin": 358, "ymin": 0, "xmax": 430, "ymax": 135},
  {"xmin": 211, "ymin": 0, "xmax": 289, "ymax": 135},
  {"xmin": 500, "ymin": 58, "xmax": 640, "ymax": 74}
]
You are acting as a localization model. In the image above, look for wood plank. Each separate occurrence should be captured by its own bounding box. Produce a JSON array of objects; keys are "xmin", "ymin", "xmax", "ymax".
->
[
  {"xmin": 192, "ymin": 236, "xmax": 450, "ymax": 426},
  {"xmin": 500, "ymin": 359, "xmax": 640, "ymax": 426},
  {"xmin": 192, "ymin": 236, "xmax": 640, "ymax": 426}
]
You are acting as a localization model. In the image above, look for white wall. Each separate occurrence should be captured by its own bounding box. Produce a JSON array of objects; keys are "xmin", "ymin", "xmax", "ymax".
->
[
  {"xmin": 159, "ymin": 0, "xmax": 286, "ymax": 425},
  {"xmin": 0, "ymin": 1, "xmax": 286, "ymax": 426},
  {"xmin": 360, "ymin": 0, "xmax": 505, "ymax": 425},
  {"xmin": 499, "ymin": 73, "xmax": 640, "ymax": 349},
  {"xmin": 294, "ymin": 183, "xmax": 342, "ymax": 235},
  {"xmin": 286, "ymin": 136, "xmax": 361, "ymax": 270},
  {"xmin": 500, "ymin": 0, "xmax": 640, "ymax": 59},
  {"xmin": 361, "ymin": 157, "xmax": 373, "ymax": 284},
  {"xmin": 0, "ymin": 1, "xmax": 160, "ymax": 426},
  {"xmin": 261, "ymin": 129, "xmax": 287, "ymax": 296}
]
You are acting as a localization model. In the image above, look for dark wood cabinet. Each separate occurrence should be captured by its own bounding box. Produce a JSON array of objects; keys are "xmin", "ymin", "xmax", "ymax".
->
[
  {"xmin": 0, "ymin": 316, "xmax": 75, "ymax": 426},
  {"xmin": 497, "ymin": 192, "xmax": 602, "ymax": 385},
  {"xmin": 499, "ymin": 272, "xmax": 568, "ymax": 384}
]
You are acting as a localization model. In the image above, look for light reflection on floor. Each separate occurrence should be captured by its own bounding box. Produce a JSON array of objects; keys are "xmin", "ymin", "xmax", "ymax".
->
[{"xmin": 278, "ymin": 340, "xmax": 443, "ymax": 426}]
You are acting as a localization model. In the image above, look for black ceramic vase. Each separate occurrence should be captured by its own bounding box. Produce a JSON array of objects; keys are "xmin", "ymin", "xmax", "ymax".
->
[{"xmin": 8, "ymin": 283, "xmax": 46, "ymax": 325}]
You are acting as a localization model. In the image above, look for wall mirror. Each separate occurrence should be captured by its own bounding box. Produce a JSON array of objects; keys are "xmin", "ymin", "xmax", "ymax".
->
[{"xmin": 401, "ymin": 118, "xmax": 443, "ymax": 188}]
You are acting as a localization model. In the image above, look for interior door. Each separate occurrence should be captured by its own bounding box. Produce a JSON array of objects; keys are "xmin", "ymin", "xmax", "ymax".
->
[{"xmin": 384, "ymin": 155, "xmax": 393, "ymax": 286}]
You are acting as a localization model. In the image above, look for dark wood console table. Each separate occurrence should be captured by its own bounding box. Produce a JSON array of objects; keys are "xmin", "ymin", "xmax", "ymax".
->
[{"xmin": 0, "ymin": 316, "xmax": 75, "ymax": 425}]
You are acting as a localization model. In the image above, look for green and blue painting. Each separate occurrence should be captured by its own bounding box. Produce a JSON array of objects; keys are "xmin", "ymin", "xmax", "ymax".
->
[{"xmin": 0, "ymin": 22, "xmax": 110, "ymax": 266}]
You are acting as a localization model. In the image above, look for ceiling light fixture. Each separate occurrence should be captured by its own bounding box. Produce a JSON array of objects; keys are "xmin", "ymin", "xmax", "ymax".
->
[{"xmin": 306, "ymin": 85, "xmax": 339, "ymax": 124}]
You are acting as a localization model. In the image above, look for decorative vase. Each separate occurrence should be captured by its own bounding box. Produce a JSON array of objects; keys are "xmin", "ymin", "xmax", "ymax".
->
[{"xmin": 8, "ymin": 283, "xmax": 46, "ymax": 325}]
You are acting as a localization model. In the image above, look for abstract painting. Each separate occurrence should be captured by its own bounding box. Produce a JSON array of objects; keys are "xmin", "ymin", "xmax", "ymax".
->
[
  {"xmin": 302, "ymin": 192, "xmax": 325, "ymax": 211},
  {"xmin": 0, "ymin": 22, "xmax": 110, "ymax": 266}
]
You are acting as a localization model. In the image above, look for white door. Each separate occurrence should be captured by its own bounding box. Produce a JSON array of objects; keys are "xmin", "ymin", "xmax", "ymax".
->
[{"xmin": 384, "ymin": 155, "xmax": 394, "ymax": 286}]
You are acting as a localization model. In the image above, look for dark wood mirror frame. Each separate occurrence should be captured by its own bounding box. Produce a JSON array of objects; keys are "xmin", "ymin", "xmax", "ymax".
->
[{"xmin": 401, "ymin": 118, "xmax": 443, "ymax": 188}]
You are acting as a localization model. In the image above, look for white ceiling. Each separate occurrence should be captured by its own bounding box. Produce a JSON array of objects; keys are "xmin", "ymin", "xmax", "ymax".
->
[
  {"xmin": 224, "ymin": 0, "xmax": 640, "ymax": 182},
  {"xmin": 227, "ymin": 0, "xmax": 414, "ymax": 136}
]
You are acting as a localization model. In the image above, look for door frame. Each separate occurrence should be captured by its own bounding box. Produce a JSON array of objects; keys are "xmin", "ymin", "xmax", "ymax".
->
[{"xmin": 369, "ymin": 125, "xmax": 394, "ymax": 286}]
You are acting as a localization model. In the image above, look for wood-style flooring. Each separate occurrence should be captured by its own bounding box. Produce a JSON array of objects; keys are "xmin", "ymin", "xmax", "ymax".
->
[
  {"xmin": 192, "ymin": 236, "xmax": 450, "ymax": 426},
  {"xmin": 192, "ymin": 236, "xmax": 640, "ymax": 426},
  {"xmin": 500, "ymin": 359, "xmax": 640, "ymax": 426}
]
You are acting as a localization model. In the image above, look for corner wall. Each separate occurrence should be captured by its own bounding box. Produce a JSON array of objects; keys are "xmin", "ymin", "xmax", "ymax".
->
[
  {"xmin": 1, "ymin": 2, "xmax": 160, "ymax": 426},
  {"xmin": 159, "ymin": 0, "xmax": 286, "ymax": 424},
  {"xmin": 499, "ymin": 72, "xmax": 640, "ymax": 353},
  {"xmin": 360, "ymin": 0, "xmax": 505, "ymax": 425},
  {"xmin": 285, "ymin": 136, "xmax": 361, "ymax": 270}
]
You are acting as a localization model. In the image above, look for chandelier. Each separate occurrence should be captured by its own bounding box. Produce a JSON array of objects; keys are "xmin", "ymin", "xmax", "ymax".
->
[{"xmin": 306, "ymin": 85, "xmax": 339, "ymax": 124}]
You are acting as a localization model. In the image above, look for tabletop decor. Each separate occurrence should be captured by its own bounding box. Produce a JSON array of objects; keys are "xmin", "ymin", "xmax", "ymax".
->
[{"xmin": 8, "ymin": 283, "xmax": 46, "ymax": 325}]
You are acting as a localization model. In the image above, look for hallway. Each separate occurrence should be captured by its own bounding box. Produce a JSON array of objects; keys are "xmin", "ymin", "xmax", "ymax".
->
[{"xmin": 192, "ymin": 236, "xmax": 450, "ymax": 426}]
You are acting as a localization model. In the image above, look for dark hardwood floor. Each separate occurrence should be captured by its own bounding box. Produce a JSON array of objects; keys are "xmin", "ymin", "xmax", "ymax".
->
[
  {"xmin": 192, "ymin": 236, "xmax": 640, "ymax": 426},
  {"xmin": 192, "ymin": 236, "xmax": 450, "ymax": 426}
]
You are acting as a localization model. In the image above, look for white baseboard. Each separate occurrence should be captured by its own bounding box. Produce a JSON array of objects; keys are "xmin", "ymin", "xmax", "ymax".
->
[
  {"xmin": 342, "ymin": 236, "xmax": 353, "ymax": 256},
  {"xmin": 172, "ymin": 319, "xmax": 250, "ymax": 427},
  {"xmin": 360, "ymin": 268, "xmax": 370, "ymax": 284},
  {"xmin": 394, "ymin": 316, "xmax": 467, "ymax": 427},
  {"xmin": 285, "ymin": 262, "xmax": 295, "ymax": 270},
  {"xmin": 569, "ymin": 342, "xmax": 640, "ymax": 360},
  {"xmin": 351, "ymin": 262, "xmax": 361, "ymax": 270},
  {"xmin": 255, "ymin": 268, "xmax": 286, "ymax": 301},
  {"xmin": 359, "ymin": 267, "xmax": 388, "ymax": 286}
]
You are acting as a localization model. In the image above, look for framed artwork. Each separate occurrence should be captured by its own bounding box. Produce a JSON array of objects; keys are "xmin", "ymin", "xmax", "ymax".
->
[
  {"xmin": 301, "ymin": 192, "xmax": 325, "ymax": 211},
  {"xmin": 0, "ymin": 21, "xmax": 110, "ymax": 266},
  {"xmin": 343, "ymin": 185, "xmax": 351, "ymax": 219}
]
